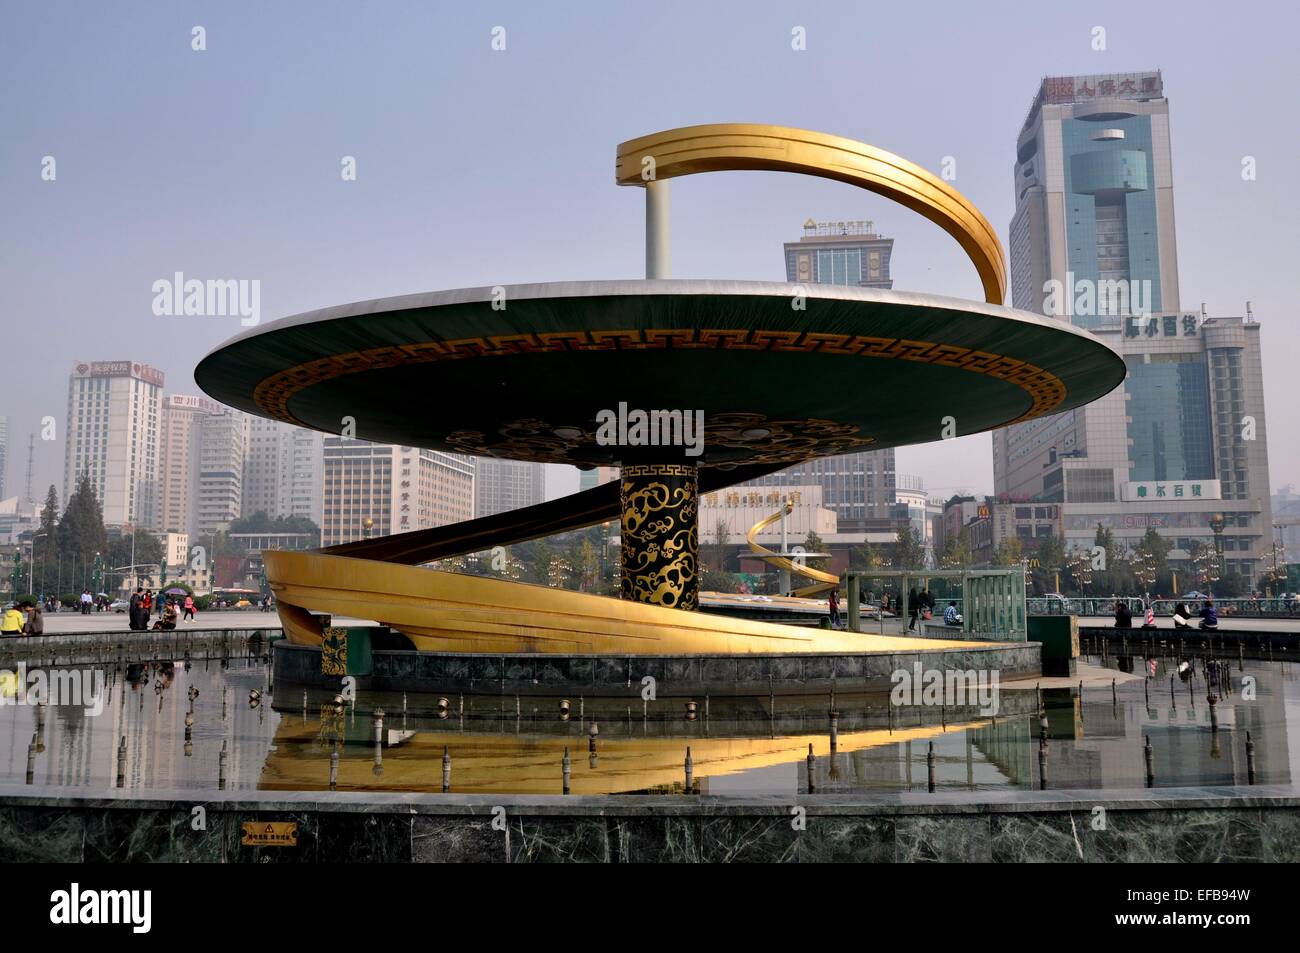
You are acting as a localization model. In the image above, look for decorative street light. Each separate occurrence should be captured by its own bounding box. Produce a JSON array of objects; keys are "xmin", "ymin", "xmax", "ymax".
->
[
  {"xmin": 1068, "ymin": 546, "xmax": 1093, "ymax": 596},
  {"xmin": 1194, "ymin": 541, "xmax": 1220, "ymax": 594},
  {"xmin": 1209, "ymin": 513, "xmax": 1227, "ymax": 577},
  {"xmin": 1132, "ymin": 546, "xmax": 1157, "ymax": 595},
  {"xmin": 1266, "ymin": 541, "xmax": 1287, "ymax": 596}
]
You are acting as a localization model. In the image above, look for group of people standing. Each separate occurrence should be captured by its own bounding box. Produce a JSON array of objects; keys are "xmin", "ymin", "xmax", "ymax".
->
[{"xmin": 128, "ymin": 588, "xmax": 195, "ymax": 631}]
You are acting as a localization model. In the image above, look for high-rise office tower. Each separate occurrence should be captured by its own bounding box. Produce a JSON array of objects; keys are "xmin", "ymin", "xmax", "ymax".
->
[
  {"xmin": 157, "ymin": 394, "xmax": 222, "ymax": 536},
  {"xmin": 321, "ymin": 440, "xmax": 474, "ymax": 546},
  {"xmin": 196, "ymin": 408, "xmax": 249, "ymax": 535},
  {"xmin": 994, "ymin": 72, "xmax": 1272, "ymax": 578},
  {"xmin": 243, "ymin": 417, "xmax": 324, "ymax": 526},
  {"xmin": 739, "ymin": 220, "xmax": 897, "ymax": 531},
  {"xmin": 64, "ymin": 361, "xmax": 165, "ymax": 528},
  {"xmin": 1008, "ymin": 71, "xmax": 1179, "ymax": 325},
  {"xmin": 474, "ymin": 457, "xmax": 544, "ymax": 518}
]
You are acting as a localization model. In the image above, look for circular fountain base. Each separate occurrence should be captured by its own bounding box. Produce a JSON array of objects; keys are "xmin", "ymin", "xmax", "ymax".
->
[{"xmin": 271, "ymin": 639, "xmax": 1041, "ymax": 698}]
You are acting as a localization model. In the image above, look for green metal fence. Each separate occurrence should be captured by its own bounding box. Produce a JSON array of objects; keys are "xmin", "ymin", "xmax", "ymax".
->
[{"xmin": 843, "ymin": 567, "xmax": 1028, "ymax": 641}]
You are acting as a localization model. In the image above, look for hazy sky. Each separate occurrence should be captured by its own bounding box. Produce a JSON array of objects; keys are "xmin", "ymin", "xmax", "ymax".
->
[{"xmin": 2, "ymin": 1, "xmax": 1296, "ymax": 505}]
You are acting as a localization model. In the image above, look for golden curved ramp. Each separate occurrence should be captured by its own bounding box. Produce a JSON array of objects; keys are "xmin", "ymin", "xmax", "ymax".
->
[
  {"xmin": 261, "ymin": 717, "xmax": 989, "ymax": 795},
  {"xmin": 616, "ymin": 123, "xmax": 1006, "ymax": 304},
  {"xmin": 266, "ymin": 550, "xmax": 984, "ymax": 655},
  {"xmin": 745, "ymin": 500, "xmax": 840, "ymax": 598}
]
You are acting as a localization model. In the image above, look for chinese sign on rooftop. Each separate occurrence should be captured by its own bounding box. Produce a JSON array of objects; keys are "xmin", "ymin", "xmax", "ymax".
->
[{"xmin": 1044, "ymin": 72, "xmax": 1162, "ymax": 104}]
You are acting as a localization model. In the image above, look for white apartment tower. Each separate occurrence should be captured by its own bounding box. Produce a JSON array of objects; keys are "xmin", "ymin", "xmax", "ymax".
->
[
  {"xmin": 64, "ymin": 361, "xmax": 165, "ymax": 528},
  {"xmin": 243, "ymin": 417, "xmax": 324, "ymax": 526},
  {"xmin": 321, "ymin": 439, "xmax": 474, "ymax": 546},
  {"xmin": 157, "ymin": 394, "xmax": 222, "ymax": 536},
  {"xmin": 196, "ymin": 408, "xmax": 249, "ymax": 535},
  {"xmin": 474, "ymin": 457, "xmax": 545, "ymax": 518}
]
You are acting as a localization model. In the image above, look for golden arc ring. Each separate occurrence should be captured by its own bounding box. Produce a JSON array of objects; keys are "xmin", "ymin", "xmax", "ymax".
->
[{"xmin": 616, "ymin": 123, "xmax": 1006, "ymax": 305}]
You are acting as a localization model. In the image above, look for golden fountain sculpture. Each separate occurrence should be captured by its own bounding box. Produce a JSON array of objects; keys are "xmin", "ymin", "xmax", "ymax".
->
[{"xmin": 195, "ymin": 124, "xmax": 1125, "ymax": 655}]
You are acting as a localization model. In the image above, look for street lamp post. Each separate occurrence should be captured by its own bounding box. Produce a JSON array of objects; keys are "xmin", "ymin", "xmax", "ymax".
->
[{"xmin": 30, "ymin": 532, "xmax": 48, "ymax": 596}]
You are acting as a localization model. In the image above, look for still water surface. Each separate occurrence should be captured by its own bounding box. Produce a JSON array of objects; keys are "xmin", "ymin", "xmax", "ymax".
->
[{"xmin": 1, "ymin": 645, "xmax": 1296, "ymax": 796}]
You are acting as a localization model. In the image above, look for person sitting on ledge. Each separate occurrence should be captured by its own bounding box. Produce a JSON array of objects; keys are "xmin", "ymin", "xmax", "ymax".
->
[
  {"xmin": 1113, "ymin": 600, "xmax": 1133, "ymax": 629},
  {"xmin": 153, "ymin": 598, "xmax": 179, "ymax": 631},
  {"xmin": 944, "ymin": 601, "xmax": 962, "ymax": 626},
  {"xmin": 1199, "ymin": 598, "xmax": 1219, "ymax": 630},
  {"xmin": 1172, "ymin": 602, "xmax": 1192, "ymax": 629},
  {"xmin": 0, "ymin": 603, "xmax": 25, "ymax": 637}
]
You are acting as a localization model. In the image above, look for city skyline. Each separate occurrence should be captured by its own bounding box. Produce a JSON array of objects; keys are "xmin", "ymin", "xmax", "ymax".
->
[{"xmin": 2, "ymin": 3, "xmax": 1295, "ymax": 511}]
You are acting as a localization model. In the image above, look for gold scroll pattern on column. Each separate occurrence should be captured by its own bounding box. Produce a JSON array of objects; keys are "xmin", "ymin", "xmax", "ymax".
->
[{"xmin": 620, "ymin": 464, "xmax": 699, "ymax": 610}]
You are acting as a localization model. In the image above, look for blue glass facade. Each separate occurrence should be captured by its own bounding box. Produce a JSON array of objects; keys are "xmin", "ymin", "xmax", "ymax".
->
[
  {"xmin": 1123, "ymin": 352, "xmax": 1214, "ymax": 482},
  {"xmin": 1061, "ymin": 116, "xmax": 1164, "ymax": 328}
]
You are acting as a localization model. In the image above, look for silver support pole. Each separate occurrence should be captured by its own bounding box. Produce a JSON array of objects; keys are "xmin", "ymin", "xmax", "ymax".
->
[{"xmin": 646, "ymin": 180, "xmax": 671, "ymax": 279}]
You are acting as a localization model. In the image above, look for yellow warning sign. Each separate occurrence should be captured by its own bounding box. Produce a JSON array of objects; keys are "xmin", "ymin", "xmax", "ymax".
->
[{"xmin": 241, "ymin": 821, "xmax": 299, "ymax": 847}]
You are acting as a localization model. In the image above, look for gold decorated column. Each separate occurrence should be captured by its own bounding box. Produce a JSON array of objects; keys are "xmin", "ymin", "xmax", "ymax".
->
[{"xmin": 620, "ymin": 463, "xmax": 699, "ymax": 610}]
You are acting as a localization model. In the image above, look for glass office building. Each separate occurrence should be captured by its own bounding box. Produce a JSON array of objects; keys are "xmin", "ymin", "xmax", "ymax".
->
[{"xmin": 992, "ymin": 73, "xmax": 1273, "ymax": 580}]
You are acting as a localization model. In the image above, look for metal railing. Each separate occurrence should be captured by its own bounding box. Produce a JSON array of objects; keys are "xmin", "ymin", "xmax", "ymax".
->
[{"xmin": 1028, "ymin": 596, "xmax": 1300, "ymax": 619}]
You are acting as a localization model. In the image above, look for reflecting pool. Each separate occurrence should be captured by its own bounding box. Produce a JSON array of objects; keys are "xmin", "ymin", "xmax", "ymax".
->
[{"xmin": 0, "ymin": 640, "xmax": 1296, "ymax": 796}]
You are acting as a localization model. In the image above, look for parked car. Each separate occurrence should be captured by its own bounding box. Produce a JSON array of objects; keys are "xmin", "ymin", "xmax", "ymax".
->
[
  {"xmin": 110, "ymin": 599, "xmax": 129, "ymax": 613},
  {"xmin": 1043, "ymin": 593, "xmax": 1073, "ymax": 612}
]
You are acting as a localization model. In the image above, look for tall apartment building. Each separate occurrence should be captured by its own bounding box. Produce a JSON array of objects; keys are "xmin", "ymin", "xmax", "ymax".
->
[
  {"xmin": 196, "ymin": 408, "xmax": 249, "ymax": 535},
  {"xmin": 321, "ymin": 439, "xmax": 474, "ymax": 546},
  {"xmin": 474, "ymin": 457, "xmax": 544, "ymax": 518},
  {"xmin": 243, "ymin": 417, "xmax": 324, "ymax": 526},
  {"xmin": 64, "ymin": 361, "xmax": 164, "ymax": 528},
  {"xmin": 157, "ymin": 394, "xmax": 222, "ymax": 536},
  {"xmin": 994, "ymin": 72, "xmax": 1272, "ymax": 579}
]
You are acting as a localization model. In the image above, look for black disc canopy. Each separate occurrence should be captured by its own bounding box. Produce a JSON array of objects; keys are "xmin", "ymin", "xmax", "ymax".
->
[{"xmin": 196, "ymin": 279, "xmax": 1125, "ymax": 469}]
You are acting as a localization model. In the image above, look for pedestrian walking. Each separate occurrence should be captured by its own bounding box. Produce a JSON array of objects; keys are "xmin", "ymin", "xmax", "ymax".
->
[{"xmin": 128, "ymin": 587, "xmax": 144, "ymax": 631}]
